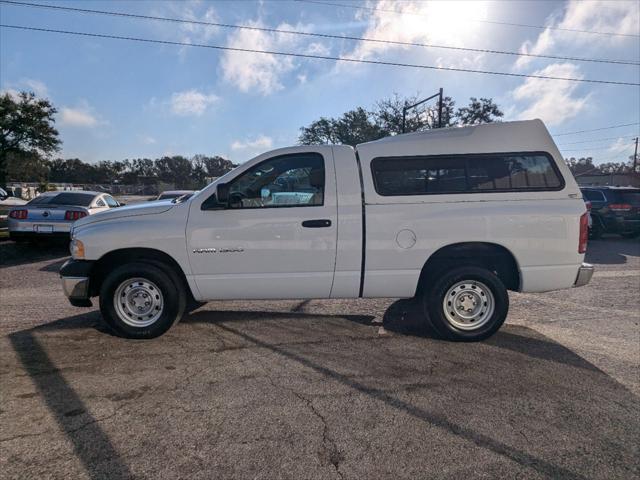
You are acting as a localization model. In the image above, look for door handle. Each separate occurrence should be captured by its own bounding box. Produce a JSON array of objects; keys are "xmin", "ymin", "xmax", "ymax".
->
[{"xmin": 302, "ymin": 219, "xmax": 332, "ymax": 228}]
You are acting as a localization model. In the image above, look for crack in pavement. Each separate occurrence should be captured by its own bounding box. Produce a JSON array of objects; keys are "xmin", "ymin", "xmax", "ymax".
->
[{"xmin": 254, "ymin": 350, "xmax": 345, "ymax": 480}]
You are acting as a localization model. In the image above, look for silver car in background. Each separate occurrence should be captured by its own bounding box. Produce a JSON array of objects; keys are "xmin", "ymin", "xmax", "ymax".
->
[{"xmin": 8, "ymin": 191, "xmax": 122, "ymax": 242}]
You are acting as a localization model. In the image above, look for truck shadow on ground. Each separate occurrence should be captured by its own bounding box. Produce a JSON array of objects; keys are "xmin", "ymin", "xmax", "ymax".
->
[
  {"xmin": 0, "ymin": 241, "xmax": 68, "ymax": 268},
  {"xmin": 8, "ymin": 306, "xmax": 638, "ymax": 479},
  {"xmin": 585, "ymin": 236, "xmax": 640, "ymax": 265}
]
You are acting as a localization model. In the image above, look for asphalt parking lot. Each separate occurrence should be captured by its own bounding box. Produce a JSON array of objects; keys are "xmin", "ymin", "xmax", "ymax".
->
[{"xmin": 1, "ymin": 237, "xmax": 638, "ymax": 479}]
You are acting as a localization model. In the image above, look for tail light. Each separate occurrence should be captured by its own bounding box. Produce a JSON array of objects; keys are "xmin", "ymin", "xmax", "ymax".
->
[
  {"xmin": 9, "ymin": 209, "xmax": 28, "ymax": 219},
  {"xmin": 64, "ymin": 210, "xmax": 88, "ymax": 221},
  {"xmin": 579, "ymin": 212, "xmax": 589, "ymax": 254},
  {"xmin": 609, "ymin": 203, "xmax": 632, "ymax": 212}
]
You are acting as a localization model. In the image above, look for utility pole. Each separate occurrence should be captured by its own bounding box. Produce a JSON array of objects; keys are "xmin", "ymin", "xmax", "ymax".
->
[
  {"xmin": 402, "ymin": 88, "xmax": 444, "ymax": 133},
  {"xmin": 437, "ymin": 87, "xmax": 443, "ymax": 128},
  {"xmin": 633, "ymin": 136, "xmax": 638, "ymax": 174}
]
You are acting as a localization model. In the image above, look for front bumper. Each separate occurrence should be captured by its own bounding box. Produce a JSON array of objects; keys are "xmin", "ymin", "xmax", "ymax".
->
[
  {"xmin": 574, "ymin": 263, "xmax": 594, "ymax": 287},
  {"xmin": 60, "ymin": 259, "xmax": 95, "ymax": 307}
]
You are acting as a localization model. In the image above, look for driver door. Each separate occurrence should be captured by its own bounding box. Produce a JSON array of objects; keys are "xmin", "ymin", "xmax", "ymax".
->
[{"xmin": 186, "ymin": 148, "xmax": 338, "ymax": 300}]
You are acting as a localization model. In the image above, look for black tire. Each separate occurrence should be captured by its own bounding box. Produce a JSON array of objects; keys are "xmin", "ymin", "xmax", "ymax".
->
[
  {"xmin": 422, "ymin": 266, "xmax": 509, "ymax": 342},
  {"xmin": 135, "ymin": 258, "xmax": 204, "ymax": 313},
  {"xmin": 99, "ymin": 262, "xmax": 186, "ymax": 339}
]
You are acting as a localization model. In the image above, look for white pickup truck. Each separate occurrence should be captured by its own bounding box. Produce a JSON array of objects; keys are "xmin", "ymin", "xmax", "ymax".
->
[{"xmin": 60, "ymin": 119, "xmax": 593, "ymax": 341}]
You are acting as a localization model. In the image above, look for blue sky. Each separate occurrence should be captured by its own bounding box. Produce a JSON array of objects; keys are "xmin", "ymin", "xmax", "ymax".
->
[{"xmin": 1, "ymin": 0, "xmax": 638, "ymax": 164}]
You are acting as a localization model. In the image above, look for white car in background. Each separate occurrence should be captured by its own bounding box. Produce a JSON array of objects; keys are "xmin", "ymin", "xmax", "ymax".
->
[
  {"xmin": 0, "ymin": 187, "xmax": 28, "ymax": 228},
  {"xmin": 8, "ymin": 191, "xmax": 122, "ymax": 242}
]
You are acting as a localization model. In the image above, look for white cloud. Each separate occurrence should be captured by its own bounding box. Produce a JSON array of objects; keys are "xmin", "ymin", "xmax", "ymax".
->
[
  {"xmin": 305, "ymin": 42, "xmax": 330, "ymax": 57},
  {"xmin": 170, "ymin": 89, "xmax": 219, "ymax": 116},
  {"xmin": 1, "ymin": 79, "xmax": 49, "ymax": 99},
  {"xmin": 179, "ymin": 4, "xmax": 219, "ymax": 43},
  {"xmin": 221, "ymin": 20, "xmax": 308, "ymax": 95},
  {"xmin": 139, "ymin": 135, "xmax": 157, "ymax": 145},
  {"xmin": 231, "ymin": 135, "xmax": 273, "ymax": 151},
  {"xmin": 341, "ymin": 0, "xmax": 490, "ymax": 69},
  {"xmin": 59, "ymin": 101, "xmax": 103, "ymax": 128},
  {"xmin": 516, "ymin": 1, "xmax": 639, "ymax": 68},
  {"xmin": 607, "ymin": 137, "xmax": 634, "ymax": 154},
  {"xmin": 152, "ymin": 1, "xmax": 220, "ymax": 57},
  {"xmin": 512, "ymin": 63, "xmax": 590, "ymax": 126},
  {"xmin": 22, "ymin": 79, "xmax": 49, "ymax": 98},
  {"xmin": 0, "ymin": 88, "xmax": 20, "ymax": 100}
]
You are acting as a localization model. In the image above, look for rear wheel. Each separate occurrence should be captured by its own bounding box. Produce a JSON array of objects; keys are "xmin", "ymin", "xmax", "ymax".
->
[
  {"xmin": 99, "ymin": 262, "xmax": 185, "ymax": 339},
  {"xmin": 422, "ymin": 266, "xmax": 508, "ymax": 341}
]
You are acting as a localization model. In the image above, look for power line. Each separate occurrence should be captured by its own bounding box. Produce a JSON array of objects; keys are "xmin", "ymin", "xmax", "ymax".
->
[
  {"xmin": 2, "ymin": 0, "xmax": 638, "ymax": 66},
  {"xmin": 2, "ymin": 24, "xmax": 639, "ymax": 87},
  {"xmin": 557, "ymin": 135, "xmax": 638, "ymax": 146},
  {"xmin": 297, "ymin": 0, "xmax": 640, "ymax": 38},
  {"xmin": 552, "ymin": 122, "xmax": 640, "ymax": 136},
  {"xmin": 561, "ymin": 143, "xmax": 635, "ymax": 152},
  {"xmin": 590, "ymin": 147, "xmax": 635, "ymax": 163}
]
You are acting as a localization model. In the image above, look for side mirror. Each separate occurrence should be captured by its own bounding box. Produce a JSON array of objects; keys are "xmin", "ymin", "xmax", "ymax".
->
[
  {"xmin": 216, "ymin": 183, "xmax": 230, "ymax": 204},
  {"xmin": 201, "ymin": 184, "xmax": 230, "ymax": 211}
]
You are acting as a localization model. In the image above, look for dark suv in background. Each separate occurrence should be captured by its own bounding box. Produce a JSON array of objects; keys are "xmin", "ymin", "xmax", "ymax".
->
[{"xmin": 581, "ymin": 186, "xmax": 640, "ymax": 239}]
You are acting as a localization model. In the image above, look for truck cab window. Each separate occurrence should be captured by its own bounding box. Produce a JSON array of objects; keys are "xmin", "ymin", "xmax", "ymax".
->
[{"xmin": 227, "ymin": 153, "xmax": 325, "ymax": 208}]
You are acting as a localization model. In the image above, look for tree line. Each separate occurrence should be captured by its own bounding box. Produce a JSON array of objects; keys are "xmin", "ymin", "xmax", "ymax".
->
[
  {"xmin": 1, "ymin": 90, "xmax": 636, "ymax": 189},
  {"xmin": 0, "ymin": 91, "xmax": 236, "ymax": 188},
  {"xmin": 4, "ymin": 153, "xmax": 237, "ymax": 189},
  {"xmin": 565, "ymin": 156, "xmax": 637, "ymax": 176},
  {"xmin": 298, "ymin": 94, "xmax": 504, "ymax": 146}
]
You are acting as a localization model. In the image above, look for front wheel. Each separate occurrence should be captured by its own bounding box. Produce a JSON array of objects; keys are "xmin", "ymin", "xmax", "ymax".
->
[
  {"xmin": 99, "ymin": 262, "xmax": 186, "ymax": 339},
  {"xmin": 422, "ymin": 266, "xmax": 509, "ymax": 341}
]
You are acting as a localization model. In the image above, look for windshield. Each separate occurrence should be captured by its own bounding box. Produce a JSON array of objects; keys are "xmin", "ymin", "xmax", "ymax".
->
[{"xmin": 28, "ymin": 193, "xmax": 95, "ymax": 207}]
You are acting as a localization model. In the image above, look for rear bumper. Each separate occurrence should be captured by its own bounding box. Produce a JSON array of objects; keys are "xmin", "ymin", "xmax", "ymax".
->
[
  {"xmin": 574, "ymin": 263, "xmax": 594, "ymax": 288},
  {"xmin": 10, "ymin": 231, "xmax": 71, "ymax": 241},
  {"xmin": 60, "ymin": 259, "xmax": 95, "ymax": 307}
]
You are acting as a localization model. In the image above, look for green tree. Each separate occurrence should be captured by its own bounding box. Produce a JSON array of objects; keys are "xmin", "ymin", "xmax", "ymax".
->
[
  {"xmin": 455, "ymin": 97, "xmax": 503, "ymax": 125},
  {"xmin": 4, "ymin": 151, "xmax": 49, "ymax": 182},
  {"xmin": 131, "ymin": 158, "xmax": 157, "ymax": 178},
  {"xmin": 202, "ymin": 155, "xmax": 236, "ymax": 177},
  {"xmin": 48, "ymin": 158, "xmax": 97, "ymax": 183},
  {"xmin": 299, "ymin": 107, "xmax": 385, "ymax": 147},
  {"xmin": 298, "ymin": 117, "xmax": 341, "ymax": 145},
  {"xmin": 299, "ymin": 94, "xmax": 503, "ymax": 147},
  {"xmin": 0, "ymin": 91, "xmax": 61, "ymax": 184},
  {"xmin": 375, "ymin": 94, "xmax": 457, "ymax": 135},
  {"xmin": 565, "ymin": 157, "xmax": 596, "ymax": 176},
  {"xmin": 155, "ymin": 156, "xmax": 193, "ymax": 188}
]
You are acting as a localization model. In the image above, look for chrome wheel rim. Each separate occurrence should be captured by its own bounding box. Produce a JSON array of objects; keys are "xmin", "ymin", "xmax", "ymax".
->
[
  {"xmin": 443, "ymin": 280, "xmax": 495, "ymax": 331},
  {"xmin": 114, "ymin": 277, "xmax": 164, "ymax": 327}
]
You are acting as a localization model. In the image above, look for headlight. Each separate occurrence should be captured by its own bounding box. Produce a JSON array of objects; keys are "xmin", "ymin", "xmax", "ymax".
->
[{"xmin": 70, "ymin": 238, "xmax": 85, "ymax": 259}]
